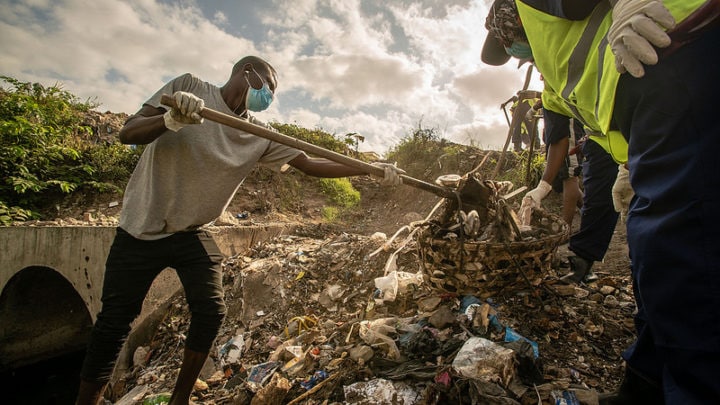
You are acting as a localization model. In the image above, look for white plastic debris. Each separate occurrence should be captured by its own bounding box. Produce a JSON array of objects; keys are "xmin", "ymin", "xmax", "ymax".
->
[
  {"xmin": 218, "ymin": 334, "xmax": 244, "ymax": 367},
  {"xmin": 373, "ymin": 270, "xmax": 424, "ymax": 302},
  {"xmin": 344, "ymin": 378, "xmax": 421, "ymax": 405},
  {"xmin": 358, "ymin": 318, "xmax": 401, "ymax": 360},
  {"xmin": 435, "ymin": 174, "xmax": 462, "ymax": 188},
  {"xmin": 451, "ymin": 336, "xmax": 516, "ymax": 387}
]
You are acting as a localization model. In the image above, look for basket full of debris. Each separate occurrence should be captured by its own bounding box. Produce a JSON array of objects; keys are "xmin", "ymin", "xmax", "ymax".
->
[{"xmin": 417, "ymin": 174, "xmax": 569, "ymax": 294}]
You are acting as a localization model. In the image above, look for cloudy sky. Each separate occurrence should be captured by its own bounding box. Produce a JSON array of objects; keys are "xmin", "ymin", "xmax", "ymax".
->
[{"xmin": 0, "ymin": 0, "xmax": 542, "ymax": 154}]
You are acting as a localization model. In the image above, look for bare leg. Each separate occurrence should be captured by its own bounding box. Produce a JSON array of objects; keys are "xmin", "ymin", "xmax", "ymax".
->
[
  {"xmin": 562, "ymin": 177, "xmax": 583, "ymax": 227},
  {"xmin": 168, "ymin": 348, "xmax": 208, "ymax": 405}
]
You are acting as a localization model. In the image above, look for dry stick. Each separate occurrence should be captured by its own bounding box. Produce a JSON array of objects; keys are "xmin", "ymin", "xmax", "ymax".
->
[
  {"xmin": 467, "ymin": 151, "xmax": 492, "ymax": 177},
  {"xmin": 533, "ymin": 384, "xmax": 543, "ymax": 405},
  {"xmin": 498, "ymin": 200, "xmax": 545, "ymax": 307},
  {"xmin": 524, "ymin": 114, "xmax": 540, "ymax": 186},
  {"xmin": 491, "ymin": 64, "xmax": 536, "ymax": 180},
  {"xmin": 286, "ymin": 370, "xmax": 343, "ymax": 405},
  {"xmin": 367, "ymin": 198, "xmax": 446, "ymax": 258}
]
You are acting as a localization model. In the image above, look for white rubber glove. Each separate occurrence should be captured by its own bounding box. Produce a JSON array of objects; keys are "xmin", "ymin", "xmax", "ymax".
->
[
  {"xmin": 612, "ymin": 164, "xmax": 634, "ymax": 222},
  {"xmin": 608, "ymin": 0, "xmax": 676, "ymax": 78},
  {"xmin": 525, "ymin": 180, "xmax": 552, "ymax": 205},
  {"xmin": 371, "ymin": 162, "xmax": 406, "ymax": 186},
  {"xmin": 525, "ymin": 105, "xmax": 541, "ymax": 122},
  {"xmin": 163, "ymin": 91, "xmax": 204, "ymax": 132}
]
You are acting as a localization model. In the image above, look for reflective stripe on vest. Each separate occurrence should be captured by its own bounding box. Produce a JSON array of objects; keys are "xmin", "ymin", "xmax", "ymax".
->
[{"xmin": 517, "ymin": 0, "xmax": 704, "ymax": 164}]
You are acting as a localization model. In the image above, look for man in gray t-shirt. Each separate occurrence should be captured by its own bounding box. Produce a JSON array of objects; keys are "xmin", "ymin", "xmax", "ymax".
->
[{"xmin": 77, "ymin": 55, "xmax": 404, "ymax": 405}]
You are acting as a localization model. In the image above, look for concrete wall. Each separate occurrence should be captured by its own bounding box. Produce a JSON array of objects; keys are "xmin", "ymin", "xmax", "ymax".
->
[{"xmin": 0, "ymin": 224, "xmax": 293, "ymax": 371}]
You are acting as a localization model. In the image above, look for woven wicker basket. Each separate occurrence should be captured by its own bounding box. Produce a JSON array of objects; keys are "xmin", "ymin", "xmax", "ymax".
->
[{"xmin": 417, "ymin": 209, "xmax": 569, "ymax": 294}]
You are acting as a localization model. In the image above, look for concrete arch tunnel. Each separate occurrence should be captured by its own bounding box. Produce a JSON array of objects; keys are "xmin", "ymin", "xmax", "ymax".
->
[
  {"xmin": 0, "ymin": 224, "xmax": 292, "ymax": 372},
  {"xmin": 0, "ymin": 265, "xmax": 94, "ymax": 369}
]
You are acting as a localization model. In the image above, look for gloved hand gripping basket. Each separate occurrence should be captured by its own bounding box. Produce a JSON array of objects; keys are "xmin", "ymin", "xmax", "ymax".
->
[{"xmin": 417, "ymin": 174, "xmax": 569, "ymax": 294}]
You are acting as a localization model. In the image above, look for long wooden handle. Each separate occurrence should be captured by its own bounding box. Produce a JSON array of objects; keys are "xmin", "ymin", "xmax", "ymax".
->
[{"xmin": 160, "ymin": 94, "xmax": 455, "ymax": 199}]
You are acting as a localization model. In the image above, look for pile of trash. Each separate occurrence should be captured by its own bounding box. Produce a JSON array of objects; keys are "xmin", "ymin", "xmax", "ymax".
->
[{"xmin": 111, "ymin": 215, "xmax": 636, "ymax": 404}]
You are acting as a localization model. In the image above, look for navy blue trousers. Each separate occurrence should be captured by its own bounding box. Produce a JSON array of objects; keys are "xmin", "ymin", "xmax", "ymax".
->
[
  {"xmin": 613, "ymin": 26, "xmax": 720, "ymax": 404},
  {"xmin": 80, "ymin": 228, "xmax": 226, "ymax": 382},
  {"xmin": 569, "ymin": 138, "xmax": 619, "ymax": 262}
]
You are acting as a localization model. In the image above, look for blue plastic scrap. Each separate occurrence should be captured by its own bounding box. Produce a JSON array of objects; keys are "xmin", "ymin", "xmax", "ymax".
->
[
  {"xmin": 247, "ymin": 361, "xmax": 282, "ymax": 386},
  {"xmin": 504, "ymin": 327, "xmax": 539, "ymax": 358},
  {"xmin": 552, "ymin": 389, "xmax": 580, "ymax": 405},
  {"xmin": 300, "ymin": 370, "xmax": 329, "ymax": 390}
]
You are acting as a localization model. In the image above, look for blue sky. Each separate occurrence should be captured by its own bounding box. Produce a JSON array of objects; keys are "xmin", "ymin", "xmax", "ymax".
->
[{"xmin": 0, "ymin": 0, "xmax": 540, "ymax": 154}]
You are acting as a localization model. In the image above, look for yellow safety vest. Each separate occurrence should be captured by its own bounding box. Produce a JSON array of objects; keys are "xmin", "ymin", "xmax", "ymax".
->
[{"xmin": 516, "ymin": 0, "xmax": 704, "ymax": 164}]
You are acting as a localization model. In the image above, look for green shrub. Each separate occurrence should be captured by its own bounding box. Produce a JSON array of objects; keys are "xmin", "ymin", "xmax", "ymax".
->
[
  {"xmin": 386, "ymin": 124, "xmax": 493, "ymax": 181},
  {"xmin": 271, "ymin": 122, "xmax": 351, "ymax": 155},
  {"xmin": 0, "ymin": 76, "xmax": 141, "ymax": 219},
  {"xmin": 321, "ymin": 206, "xmax": 339, "ymax": 222},
  {"xmin": 318, "ymin": 178, "xmax": 360, "ymax": 208},
  {"xmin": 496, "ymin": 149, "xmax": 545, "ymax": 188},
  {"xmin": 0, "ymin": 201, "xmax": 36, "ymax": 225},
  {"xmin": 83, "ymin": 143, "xmax": 140, "ymax": 185}
]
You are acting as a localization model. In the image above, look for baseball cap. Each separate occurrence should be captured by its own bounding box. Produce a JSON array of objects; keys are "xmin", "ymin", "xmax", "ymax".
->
[{"xmin": 481, "ymin": 0, "xmax": 525, "ymax": 66}]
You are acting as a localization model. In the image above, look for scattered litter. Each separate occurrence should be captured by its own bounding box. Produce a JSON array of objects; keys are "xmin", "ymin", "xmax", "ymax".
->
[
  {"xmin": 218, "ymin": 334, "xmax": 244, "ymax": 367},
  {"xmin": 343, "ymin": 378, "xmax": 422, "ymax": 405},
  {"xmin": 300, "ymin": 370, "xmax": 328, "ymax": 390},
  {"xmin": 452, "ymin": 336, "xmax": 516, "ymax": 387},
  {"xmin": 246, "ymin": 361, "xmax": 282, "ymax": 392},
  {"xmin": 552, "ymin": 389, "xmax": 581, "ymax": 405},
  {"xmin": 113, "ymin": 224, "xmax": 631, "ymax": 404},
  {"xmin": 504, "ymin": 327, "xmax": 540, "ymax": 359}
]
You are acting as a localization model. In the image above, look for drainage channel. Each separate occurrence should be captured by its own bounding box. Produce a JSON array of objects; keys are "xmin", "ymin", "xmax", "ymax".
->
[{"xmin": 1, "ymin": 349, "xmax": 84, "ymax": 404}]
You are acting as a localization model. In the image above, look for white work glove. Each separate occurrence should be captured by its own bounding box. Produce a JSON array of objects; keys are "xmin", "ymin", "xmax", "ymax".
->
[
  {"xmin": 612, "ymin": 164, "xmax": 634, "ymax": 222},
  {"xmin": 163, "ymin": 91, "xmax": 204, "ymax": 132},
  {"xmin": 371, "ymin": 162, "xmax": 406, "ymax": 186},
  {"xmin": 608, "ymin": 0, "xmax": 676, "ymax": 78},
  {"xmin": 525, "ymin": 105, "xmax": 541, "ymax": 122},
  {"xmin": 525, "ymin": 180, "xmax": 552, "ymax": 205}
]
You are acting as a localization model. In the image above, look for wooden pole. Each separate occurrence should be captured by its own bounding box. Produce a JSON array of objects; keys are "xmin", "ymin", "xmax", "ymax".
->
[{"xmin": 160, "ymin": 94, "xmax": 456, "ymax": 199}]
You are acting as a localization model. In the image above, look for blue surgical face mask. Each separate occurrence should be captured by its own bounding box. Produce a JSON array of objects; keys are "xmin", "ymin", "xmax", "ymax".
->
[
  {"xmin": 245, "ymin": 70, "xmax": 274, "ymax": 112},
  {"xmin": 504, "ymin": 41, "xmax": 533, "ymax": 60}
]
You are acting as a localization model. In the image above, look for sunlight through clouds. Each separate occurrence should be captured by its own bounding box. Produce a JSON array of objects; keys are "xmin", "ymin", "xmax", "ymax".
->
[{"xmin": 0, "ymin": 0, "xmax": 537, "ymax": 153}]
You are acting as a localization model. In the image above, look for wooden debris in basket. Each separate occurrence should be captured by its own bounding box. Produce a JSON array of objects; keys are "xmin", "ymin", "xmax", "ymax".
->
[{"xmin": 416, "ymin": 173, "xmax": 569, "ymax": 294}]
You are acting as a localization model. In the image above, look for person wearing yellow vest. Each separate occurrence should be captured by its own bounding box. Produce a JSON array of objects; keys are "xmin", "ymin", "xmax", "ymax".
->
[
  {"xmin": 509, "ymin": 96, "xmax": 541, "ymax": 151},
  {"xmin": 483, "ymin": 0, "xmax": 720, "ymax": 403},
  {"xmin": 485, "ymin": 0, "xmax": 623, "ymax": 286}
]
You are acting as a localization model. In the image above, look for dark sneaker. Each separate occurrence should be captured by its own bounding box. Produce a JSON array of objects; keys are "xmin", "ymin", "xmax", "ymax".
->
[
  {"xmin": 584, "ymin": 269, "xmax": 599, "ymax": 282},
  {"xmin": 598, "ymin": 366, "xmax": 664, "ymax": 405},
  {"xmin": 559, "ymin": 255, "xmax": 593, "ymax": 284}
]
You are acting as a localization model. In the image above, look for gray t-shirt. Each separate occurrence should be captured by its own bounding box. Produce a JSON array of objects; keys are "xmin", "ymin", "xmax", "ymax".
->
[{"xmin": 119, "ymin": 73, "xmax": 302, "ymax": 240}]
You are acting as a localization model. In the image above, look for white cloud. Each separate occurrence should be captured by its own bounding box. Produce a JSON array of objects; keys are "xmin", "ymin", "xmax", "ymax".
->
[{"xmin": 0, "ymin": 0, "xmax": 537, "ymax": 154}]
